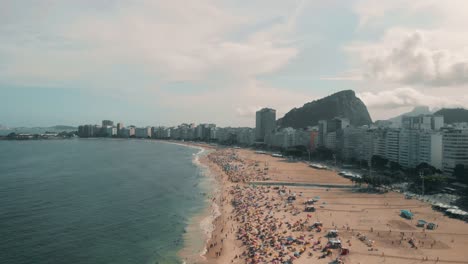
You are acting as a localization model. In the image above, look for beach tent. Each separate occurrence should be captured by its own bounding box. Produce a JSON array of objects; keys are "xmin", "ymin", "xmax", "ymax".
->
[
  {"xmin": 427, "ymin": 223, "xmax": 438, "ymax": 230},
  {"xmin": 328, "ymin": 238, "xmax": 342, "ymax": 248},
  {"xmin": 327, "ymin": 230, "xmax": 339, "ymax": 238},
  {"xmin": 400, "ymin": 210, "xmax": 413, "ymax": 219},
  {"xmin": 417, "ymin": 219, "xmax": 427, "ymax": 227}
]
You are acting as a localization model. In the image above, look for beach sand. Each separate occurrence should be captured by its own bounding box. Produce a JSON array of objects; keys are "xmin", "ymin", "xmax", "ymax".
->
[{"xmin": 181, "ymin": 145, "xmax": 468, "ymax": 264}]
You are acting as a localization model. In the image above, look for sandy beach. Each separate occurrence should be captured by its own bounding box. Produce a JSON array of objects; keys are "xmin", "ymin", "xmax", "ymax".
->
[{"xmin": 181, "ymin": 145, "xmax": 468, "ymax": 264}]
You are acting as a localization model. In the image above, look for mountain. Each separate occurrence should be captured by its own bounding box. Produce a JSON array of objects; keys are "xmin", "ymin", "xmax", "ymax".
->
[
  {"xmin": 277, "ymin": 90, "xmax": 372, "ymax": 128},
  {"xmin": 387, "ymin": 106, "xmax": 432, "ymax": 125},
  {"xmin": 433, "ymin": 108, "xmax": 468, "ymax": 124}
]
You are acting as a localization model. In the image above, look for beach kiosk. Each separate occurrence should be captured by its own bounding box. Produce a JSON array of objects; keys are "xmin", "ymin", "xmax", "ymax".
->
[{"xmin": 400, "ymin": 209, "xmax": 414, "ymax": 219}]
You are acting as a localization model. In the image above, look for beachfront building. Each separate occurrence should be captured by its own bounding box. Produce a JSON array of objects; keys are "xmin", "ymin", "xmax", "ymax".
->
[
  {"xmin": 419, "ymin": 131, "xmax": 443, "ymax": 169},
  {"xmin": 103, "ymin": 126, "xmax": 117, "ymax": 137},
  {"xmin": 119, "ymin": 127, "xmax": 130, "ymax": 138},
  {"xmin": 341, "ymin": 127, "xmax": 364, "ymax": 161},
  {"xmin": 340, "ymin": 126, "xmax": 375, "ymax": 164},
  {"xmin": 442, "ymin": 128, "xmax": 468, "ymax": 176},
  {"xmin": 398, "ymin": 129, "xmax": 420, "ymax": 168},
  {"xmin": 318, "ymin": 118, "xmax": 350, "ymax": 151},
  {"xmin": 372, "ymin": 129, "xmax": 387, "ymax": 159},
  {"xmin": 270, "ymin": 127, "xmax": 296, "ymax": 148},
  {"xmin": 236, "ymin": 128, "xmax": 255, "ymax": 145},
  {"xmin": 117, "ymin": 123, "xmax": 124, "ymax": 134},
  {"xmin": 385, "ymin": 129, "xmax": 400, "ymax": 163},
  {"xmin": 102, "ymin": 120, "xmax": 114, "ymax": 127},
  {"xmin": 397, "ymin": 129, "xmax": 443, "ymax": 169},
  {"xmin": 255, "ymin": 108, "xmax": 276, "ymax": 143},
  {"xmin": 128, "ymin": 126, "xmax": 135, "ymax": 137},
  {"xmin": 135, "ymin": 127, "xmax": 151, "ymax": 138},
  {"xmin": 78, "ymin": 124, "xmax": 96, "ymax": 138}
]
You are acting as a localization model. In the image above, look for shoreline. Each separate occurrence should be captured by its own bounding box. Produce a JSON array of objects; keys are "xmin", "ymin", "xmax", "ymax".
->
[{"xmin": 156, "ymin": 140, "xmax": 223, "ymax": 264}]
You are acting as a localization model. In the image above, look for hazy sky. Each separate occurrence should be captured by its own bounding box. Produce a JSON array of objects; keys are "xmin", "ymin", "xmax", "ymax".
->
[{"xmin": 1, "ymin": 0, "xmax": 468, "ymax": 127}]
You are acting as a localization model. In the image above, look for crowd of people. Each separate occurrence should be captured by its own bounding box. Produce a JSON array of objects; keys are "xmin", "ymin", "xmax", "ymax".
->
[
  {"xmin": 207, "ymin": 150, "xmax": 348, "ymax": 263},
  {"xmin": 208, "ymin": 150, "xmax": 270, "ymax": 183}
]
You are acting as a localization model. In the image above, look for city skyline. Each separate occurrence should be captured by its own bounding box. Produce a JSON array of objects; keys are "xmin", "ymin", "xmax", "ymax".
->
[{"xmin": 2, "ymin": 1, "xmax": 468, "ymax": 127}]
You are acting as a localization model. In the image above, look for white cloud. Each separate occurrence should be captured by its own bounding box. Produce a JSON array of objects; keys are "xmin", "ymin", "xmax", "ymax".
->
[
  {"xmin": 358, "ymin": 87, "xmax": 468, "ymax": 120},
  {"xmin": 347, "ymin": 0, "xmax": 468, "ymax": 121},
  {"xmin": 359, "ymin": 87, "xmax": 465, "ymax": 109},
  {"xmin": 0, "ymin": 0, "xmax": 299, "ymax": 85},
  {"xmin": 350, "ymin": 31, "xmax": 468, "ymax": 86}
]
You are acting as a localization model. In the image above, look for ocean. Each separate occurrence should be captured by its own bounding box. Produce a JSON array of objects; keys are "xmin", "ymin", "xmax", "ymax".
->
[{"xmin": 0, "ymin": 139, "xmax": 211, "ymax": 264}]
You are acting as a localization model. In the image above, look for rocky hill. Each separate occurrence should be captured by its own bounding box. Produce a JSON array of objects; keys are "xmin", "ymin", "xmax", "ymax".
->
[
  {"xmin": 434, "ymin": 108, "xmax": 468, "ymax": 124},
  {"xmin": 277, "ymin": 90, "xmax": 372, "ymax": 128}
]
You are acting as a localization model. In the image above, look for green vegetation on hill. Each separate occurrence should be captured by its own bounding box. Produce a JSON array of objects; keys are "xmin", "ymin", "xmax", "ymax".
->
[{"xmin": 434, "ymin": 108, "xmax": 468, "ymax": 124}]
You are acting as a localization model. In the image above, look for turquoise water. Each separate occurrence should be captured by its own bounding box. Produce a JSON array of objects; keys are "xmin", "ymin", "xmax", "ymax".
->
[{"xmin": 0, "ymin": 139, "xmax": 207, "ymax": 264}]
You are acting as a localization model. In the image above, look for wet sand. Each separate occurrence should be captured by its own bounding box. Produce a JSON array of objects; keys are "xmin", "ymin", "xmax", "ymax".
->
[{"xmin": 180, "ymin": 145, "xmax": 468, "ymax": 264}]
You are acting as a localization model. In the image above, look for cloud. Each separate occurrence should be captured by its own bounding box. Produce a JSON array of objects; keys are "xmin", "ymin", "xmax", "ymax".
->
[
  {"xmin": 358, "ymin": 87, "xmax": 466, "ymax": 109},
  {"xmin": 348, "ymin": 0, "xmax": 468, "ymax": 88},
  {"xmin": 319, "ymin": 69, "xmax": 363, "ymax": 81},
  {"xmin": 0, "ymin": 0, "xmax": 299, "ymax": 86},
  {"xmin": 235, "ymin": 106, "xmax": 262, "ymax": 118},
  {"xmin": 353, "ymin": 31, "xmax": 468, "ymax": 86},
  {"xmin": 154, "ymin": 79, "xmax": 316, "ymax": 126}
]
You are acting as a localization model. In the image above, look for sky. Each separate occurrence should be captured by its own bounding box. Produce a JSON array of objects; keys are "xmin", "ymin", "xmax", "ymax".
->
[{"xmin": 1, "ymin": 0, "xmax": 468, "ymax": 127}]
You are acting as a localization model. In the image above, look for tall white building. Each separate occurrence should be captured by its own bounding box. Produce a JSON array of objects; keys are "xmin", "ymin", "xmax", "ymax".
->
[
  {"xmin": 385, "ymin": 129, "xmax": 400, "ymax": 163},
  {"xmin": 372, "ymin": 130, "xmax": 387, "ymax": 158},
  {"xmin": 255, "ymin": 108, "xmax": 276, "ymax": 143},
  {"xmin": 419, "ymin": 131, "xmax": 443, "ymax": 169},
  {"xmin": 442, "ymin": 129, "xmax": 468, "ymax": 176},
  {"xmin": 398, "ymin": 130, "xmax": 420, "ymax": 168}
]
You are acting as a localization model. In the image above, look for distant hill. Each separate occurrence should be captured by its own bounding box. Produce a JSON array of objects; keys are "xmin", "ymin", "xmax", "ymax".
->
[
  {"xmin": 51, "ymin": 125, "xmax": 77, "ymax": 130},
  {"xmin": 0, "ymin": 125, "xmax": 77, "ymax": 136},
  {"xmin": 434, "ymin": 108, "xmax": 468, "ymax": 124},
  {"xmin": 277, "ymin": 90, "xmax": 372, "ymax": 128},
  {"xmin": 387, "ymin": 106, "xmax": 432, "ymax": 125}
]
